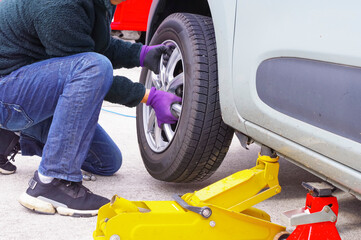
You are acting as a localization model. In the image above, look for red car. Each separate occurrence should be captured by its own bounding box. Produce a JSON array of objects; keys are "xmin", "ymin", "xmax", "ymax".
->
[{"xmin": 111, "ymin": 0, "xmax": 152, "ymax": 43}]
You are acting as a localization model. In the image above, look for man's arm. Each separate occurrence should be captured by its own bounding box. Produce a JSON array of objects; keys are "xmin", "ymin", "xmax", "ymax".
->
[
  {"xmin": 103, "ymin": 37, "xmax": 143, "ymax": 69},
  {"xmin": 104, "ymin": 76, "xmax": 146, "ymax": 107}
]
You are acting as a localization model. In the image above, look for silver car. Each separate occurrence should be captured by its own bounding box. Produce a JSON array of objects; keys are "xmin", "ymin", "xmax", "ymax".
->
[{"xmin": 136, "ymin": 0, "xmax": 361, "ymax": 200}]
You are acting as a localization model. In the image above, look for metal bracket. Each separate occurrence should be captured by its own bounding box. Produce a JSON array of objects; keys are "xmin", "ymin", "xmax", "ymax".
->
[
  {"xmin": 302, "ymin": 182, "xmax": 336, "ymax": 197},
  {"xmin": 282, "ymin": 205, "xmax": 337, "ymax": 226},
  {"xmin": 235, "ymin": 131, "xmax": 254, "ymax": 150},
  {"xmin": 173, "ymin": 194, "xmax": 212, "ymax": 218}
]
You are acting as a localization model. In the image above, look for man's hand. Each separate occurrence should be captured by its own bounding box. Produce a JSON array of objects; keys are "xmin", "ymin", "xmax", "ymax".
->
[
  {"xmin": 146, "ymin": 87, "xmax": 182, "ymax": 128},
  {"xmin": 140, "ymin": 44, "xmax": 175, "ymax": 74}
]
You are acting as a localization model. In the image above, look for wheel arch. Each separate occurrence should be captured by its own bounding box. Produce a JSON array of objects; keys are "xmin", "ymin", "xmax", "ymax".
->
[
  {"xmin": 146, "ymin": 0, "xmax": 243, "ymax": 134},
  {"xmin": 146, "ymin": 0, "xmax": 212, "ymax": 44}
]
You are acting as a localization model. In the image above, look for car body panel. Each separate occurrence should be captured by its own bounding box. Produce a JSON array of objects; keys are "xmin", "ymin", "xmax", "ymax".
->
[
  {"xmin": 207, "ymin": 0, "xmax": 248, "ymax": 133},
  {"xmin": 227, "ymin": 0, "xmax": 361, "ymax": 195}
]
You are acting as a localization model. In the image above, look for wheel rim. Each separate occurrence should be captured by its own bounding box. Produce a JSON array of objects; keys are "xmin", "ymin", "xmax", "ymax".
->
[{"xmin": 143, "ymin": 40, "xmax": 184, "ymax": 153}]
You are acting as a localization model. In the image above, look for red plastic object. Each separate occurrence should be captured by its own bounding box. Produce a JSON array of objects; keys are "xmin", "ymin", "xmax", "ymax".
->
[
  {"xmin": 111, "ymin": 0, "xmax": 152, "ymax": 31},
  {"xmin": 287, "ymin": 193, "xmax": 341, "ymax": 240}
]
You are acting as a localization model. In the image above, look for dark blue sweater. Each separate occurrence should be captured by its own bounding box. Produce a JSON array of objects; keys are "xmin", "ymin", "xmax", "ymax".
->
[{"xmin": 0, "ymin": 0, "xmax": 145, "ymax": 107}]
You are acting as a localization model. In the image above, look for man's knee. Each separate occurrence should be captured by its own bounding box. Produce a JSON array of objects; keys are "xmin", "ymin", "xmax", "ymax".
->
[
  {"xmin": 82, "ymin": 52, "xmax": 112, "ymax": 72},
  {"xmin": 107, "ymin": 156, "xmax": 122, "ymax": 176},
  {"xmin": 77, "ymin": 52, "xmax": 113, "ymax": 92},
  {"xmin": 82, "ymin": 150, "xmax": 122, "ymax": 176},
  {"xmin": 91, "ymin": 159, "xmax": 121, "ymax": 176},
  {"xmin": 105, "ymin": 151, "xmax": 122, "ymax": 176}
]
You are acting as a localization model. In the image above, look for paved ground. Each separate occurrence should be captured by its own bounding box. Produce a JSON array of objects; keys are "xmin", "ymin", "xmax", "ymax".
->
[{"xmin": 1, "ymin": 68, "xmax": 360, "ymax": 240}]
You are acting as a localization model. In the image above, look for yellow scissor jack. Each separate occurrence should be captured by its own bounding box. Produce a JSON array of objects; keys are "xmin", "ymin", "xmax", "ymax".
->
[{"xmin": 93, "ymin": 146, "xmax": 286, "ymax": 240}]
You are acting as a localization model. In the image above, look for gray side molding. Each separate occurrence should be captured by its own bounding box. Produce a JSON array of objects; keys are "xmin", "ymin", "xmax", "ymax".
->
[{"xmin": 256, "ymin": 57, "xmax": 361, "ymax": 143}]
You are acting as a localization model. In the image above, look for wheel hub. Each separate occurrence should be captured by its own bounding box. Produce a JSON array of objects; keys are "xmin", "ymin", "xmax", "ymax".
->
[{"xmin": 143, "ymin": 40, "xmax": 184, "ymax": 153}]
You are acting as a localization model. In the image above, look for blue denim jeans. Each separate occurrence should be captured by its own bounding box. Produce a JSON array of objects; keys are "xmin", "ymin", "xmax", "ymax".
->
[{"xmin": 0, "ymin": 53, "xmax": 122, "ymax": 181}]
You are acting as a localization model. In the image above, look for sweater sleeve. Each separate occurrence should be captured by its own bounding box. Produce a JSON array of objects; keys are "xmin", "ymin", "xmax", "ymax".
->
[
  {"xmin": 104, "ymin": 75, "xmax": 146, "ymax": 107},
  {"xmin": 103, "ymin": 37, "xmax": 143, "ymax": 69},
  {"xmin": 33, "ymin": 1, "xmax": 95, "ymax": 57}
]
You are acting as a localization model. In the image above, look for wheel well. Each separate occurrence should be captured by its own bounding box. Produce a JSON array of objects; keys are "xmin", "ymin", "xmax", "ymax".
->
[{"xmin": 147, "ymin": 0, "xmax": 211, "ymax": 43}]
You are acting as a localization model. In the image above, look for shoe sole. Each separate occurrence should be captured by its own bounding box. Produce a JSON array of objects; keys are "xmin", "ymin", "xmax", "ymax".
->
[
  {"xmin": 18, "ymin": 193, "xmax": 98, "ymax": 217},
  {"xmin": 0, "ymin": 168, "xmax": 16, "ymax": 175}
]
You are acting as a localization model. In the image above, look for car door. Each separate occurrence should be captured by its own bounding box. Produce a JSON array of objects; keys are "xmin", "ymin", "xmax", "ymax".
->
[{"xmin": 230, "ymin": 0, "xmax": 361, "ymax": 174}]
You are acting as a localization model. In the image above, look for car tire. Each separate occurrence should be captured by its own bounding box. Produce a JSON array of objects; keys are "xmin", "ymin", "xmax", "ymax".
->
[{"xmin": 136, "ymin": 13, "xmax": 234, "ymax": 182}]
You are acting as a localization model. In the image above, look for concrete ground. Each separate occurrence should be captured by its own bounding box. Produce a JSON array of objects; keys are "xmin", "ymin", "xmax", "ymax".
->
[{"xmin": 1, "ymin": 68, "xmax": 360, "ymax": 240}]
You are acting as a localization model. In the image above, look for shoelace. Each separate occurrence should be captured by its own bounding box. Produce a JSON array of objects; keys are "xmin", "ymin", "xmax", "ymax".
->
[
  {"xmin": 0, "ymin": 143, "xmax": 20, "ymax": 166},
  {"xmin": 9, "ymin": 143, "xmax": 20, "ymax": 162},
  {"xmin": 62, "ymin": 180, "xmax": 93, "ymax": 195}
]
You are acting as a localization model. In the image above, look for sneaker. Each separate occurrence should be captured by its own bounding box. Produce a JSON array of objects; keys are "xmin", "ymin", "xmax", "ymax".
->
[
  {"xmin": 19, "ymin": 171, "xmax": 109, "ymax": 217},
  {"xmin": 0, "ymin": 155, "xmax": 16, "ymax": 174}
]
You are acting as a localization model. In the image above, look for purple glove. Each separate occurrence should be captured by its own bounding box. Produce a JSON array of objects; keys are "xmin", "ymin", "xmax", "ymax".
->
[
  {"xmin": 140, "ymin": 44, "xmax": 175, "ymax": 74},
  {"xmin": 146, "ymin": 87, "xmax": 182, "ymax": 128}
]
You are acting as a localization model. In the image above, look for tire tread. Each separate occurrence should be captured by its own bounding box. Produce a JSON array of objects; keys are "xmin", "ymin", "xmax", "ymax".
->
[{"xmin": 170, "ymin": 13, "xmax": 234, "ymax": 182}]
